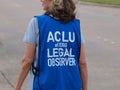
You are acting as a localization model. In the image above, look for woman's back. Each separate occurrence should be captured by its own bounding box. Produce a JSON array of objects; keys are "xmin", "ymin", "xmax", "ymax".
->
[{"xmin": 33, "ymin": 14, "xmax": 82, "ymax": 90}]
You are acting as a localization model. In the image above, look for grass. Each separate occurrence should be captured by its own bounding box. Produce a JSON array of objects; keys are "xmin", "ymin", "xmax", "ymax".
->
[{"xmin": 80, "ymin": 0, "xmax": 120, "ymax": 5}]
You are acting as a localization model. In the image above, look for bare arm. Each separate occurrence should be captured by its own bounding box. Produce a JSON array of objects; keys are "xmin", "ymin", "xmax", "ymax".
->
[
  {"xmin": 79, "ymin": 45, "xmax": 88, "ymax": 90},
  {"xmin": 15, "ymin": 43, "xmax": 36, "ymax": 90}
]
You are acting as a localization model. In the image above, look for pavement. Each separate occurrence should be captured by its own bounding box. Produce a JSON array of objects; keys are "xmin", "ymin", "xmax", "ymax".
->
[{"xmin": 0, "ymin": 0, "xmax": 120, "ymax": 90}]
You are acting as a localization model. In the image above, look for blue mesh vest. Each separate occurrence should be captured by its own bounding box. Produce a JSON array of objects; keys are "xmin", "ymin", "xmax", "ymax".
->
[{"xmin": 33, "ymin": 14, "xmax": 82, "ymax": 90}]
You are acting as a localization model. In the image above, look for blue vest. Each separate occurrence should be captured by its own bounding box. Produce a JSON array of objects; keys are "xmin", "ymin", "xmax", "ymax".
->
[{"xmin": 33, "ymin": 14, "xmax": 82, "ymax": 90}]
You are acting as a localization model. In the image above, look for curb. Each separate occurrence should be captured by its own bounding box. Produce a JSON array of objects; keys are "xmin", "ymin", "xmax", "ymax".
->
[{"xmin": 78, "ymin": 1, "xmax": 120, "ymax": 8}]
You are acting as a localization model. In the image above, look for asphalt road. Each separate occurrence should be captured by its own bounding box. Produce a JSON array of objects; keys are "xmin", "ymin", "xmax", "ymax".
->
[{"xmin": 0, "ymin": 0, "xmax": 120, "ymax": 90}]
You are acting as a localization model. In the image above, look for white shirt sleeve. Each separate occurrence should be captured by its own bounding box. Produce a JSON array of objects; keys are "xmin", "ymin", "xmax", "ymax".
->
[
  {"xmin": 81, "ymin": 29, "xmax": 85, "ymax": 44},
  {"xmin": 23, "ymin": 17, "xmax": 39, "ymax": 46}
]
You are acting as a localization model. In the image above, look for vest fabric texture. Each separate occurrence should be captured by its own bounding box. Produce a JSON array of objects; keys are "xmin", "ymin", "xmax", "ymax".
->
[{"xmin": 33, "ymin": 14, "xmax": 82, "ymax": 90}]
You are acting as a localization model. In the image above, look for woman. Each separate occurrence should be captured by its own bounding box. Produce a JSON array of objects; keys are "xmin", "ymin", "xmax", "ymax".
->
[{"xmin": 15, "ymin": 0, "xmax": 88, "ymax": 90}]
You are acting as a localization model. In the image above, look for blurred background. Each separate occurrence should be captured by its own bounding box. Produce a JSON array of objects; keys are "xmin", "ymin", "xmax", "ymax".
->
[{"xmin": 0, "ymin": 0, "xmax": 120, "ymax": 90}]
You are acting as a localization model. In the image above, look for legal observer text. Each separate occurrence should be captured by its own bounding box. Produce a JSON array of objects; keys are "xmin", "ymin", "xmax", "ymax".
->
[
  {"xmin": 48, "ymin": 57, "xmax": 76, "ymax": 67},
  {"xmin": 47, "ymin": 48, "xmax": 76, "ymax": 67}
]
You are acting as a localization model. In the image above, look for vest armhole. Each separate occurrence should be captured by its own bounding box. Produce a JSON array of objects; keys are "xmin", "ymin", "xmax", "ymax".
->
[
  {"xmin": 77, "ymin": 19, "xmax": 81, "ymax": 60},
  {"xmin": 31, "ymin": 16, "xmax": 41, "ymax": 76}
]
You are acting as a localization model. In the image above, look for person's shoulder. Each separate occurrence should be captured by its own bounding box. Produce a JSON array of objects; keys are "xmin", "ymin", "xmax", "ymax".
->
[
  {"xmin": 75, "ymin": 18, "xmax": 80, "ymax": 22},
  {"xmin": 27, "ymin": 17, "xmax": 38, "ymax": 34},
  {"xmin": 29, "ymin": 14, "xmax": 46, "ymax": 25},
  {"xmin": 28, "ymin": 17, "xmax": 37, "ymax": 25},
  {"xmin": 33, "ymin": 14, "xmax": 50, "ymax": 23},
  {"xmin": 34, "ymin": 14, "xmax": 49, "ymax": 19}
]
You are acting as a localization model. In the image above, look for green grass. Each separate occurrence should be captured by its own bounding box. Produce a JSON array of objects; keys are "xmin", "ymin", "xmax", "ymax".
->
[{"xmin": 80, "ymin": 0, "xmax": 120, "ymax": 5}]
